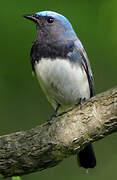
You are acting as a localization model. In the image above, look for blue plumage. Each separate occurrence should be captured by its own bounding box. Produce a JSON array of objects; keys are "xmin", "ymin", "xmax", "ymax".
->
[{"xmin": 36, "ymin": 11, "xmax": 72, "ymax": 28}]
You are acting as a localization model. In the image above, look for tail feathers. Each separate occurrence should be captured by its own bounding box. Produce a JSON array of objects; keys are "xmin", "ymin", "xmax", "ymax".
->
[{"xmin": 77, "ymin": 144, "xmax": 96, "ymax": 169}]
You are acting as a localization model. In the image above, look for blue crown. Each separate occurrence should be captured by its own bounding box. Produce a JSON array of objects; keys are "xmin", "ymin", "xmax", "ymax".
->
[{"xmin": 35, "ymin": 11, "xmax": 73, "ymax": 30}]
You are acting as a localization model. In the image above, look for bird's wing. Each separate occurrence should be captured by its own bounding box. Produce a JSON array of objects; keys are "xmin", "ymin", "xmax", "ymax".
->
[
  {"xmin": 30, "ymin": 41, "xmax": 40, "ymax": 74},
  {"xmin": 78, "ymin": 47, "xmax": 95, "ymax": 97},
  {"xmin": 67, "ymin": 46, "xmax": 95, "ymax": 97}
]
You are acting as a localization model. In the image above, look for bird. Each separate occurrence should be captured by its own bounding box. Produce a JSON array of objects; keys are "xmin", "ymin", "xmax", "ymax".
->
[{"xmin": 24, "ymin": 11, "xmax": 96, "ymax": 169}]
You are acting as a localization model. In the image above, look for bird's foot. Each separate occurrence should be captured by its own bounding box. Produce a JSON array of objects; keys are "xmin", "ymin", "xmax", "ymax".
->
[
  {"xmin": 48, "ymin": 110, "xmax": 67, "ymax": 124},
  {"xmin": 48, "ymin": 114, "xmax": 57, "ymax": 125},
  {"xmin": 48, "ymin": 98, "xmax": 86, "ymax": 124},
  {"xmin": 75, "ymin": 97, "xmax": 86, "ymax": 107}
]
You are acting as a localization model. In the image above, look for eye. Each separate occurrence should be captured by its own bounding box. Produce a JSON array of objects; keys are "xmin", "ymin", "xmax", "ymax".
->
[{"xmin": 47, "ymin": 17, "xmax": 54, "ymax": 23}]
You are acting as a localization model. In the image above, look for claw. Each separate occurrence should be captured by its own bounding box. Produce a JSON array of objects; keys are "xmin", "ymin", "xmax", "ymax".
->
[
  {"xmin": 48, "ymin": 114, "xmax": 57, "ymax": 124},
  {"xmin": 75, "ymin": 97, "xmax": 86, "ymax": 107}
]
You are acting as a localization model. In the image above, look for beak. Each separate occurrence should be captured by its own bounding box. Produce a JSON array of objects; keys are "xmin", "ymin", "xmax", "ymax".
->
[{"xmin": 23, "ymin": 14, "xmax": 38, "ymax": 23}]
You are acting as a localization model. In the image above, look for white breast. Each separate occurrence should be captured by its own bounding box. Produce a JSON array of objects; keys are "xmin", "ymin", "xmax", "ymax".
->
[{"xmin": 35, "ymin": 58, "xmax": 90, "ymax": 110}]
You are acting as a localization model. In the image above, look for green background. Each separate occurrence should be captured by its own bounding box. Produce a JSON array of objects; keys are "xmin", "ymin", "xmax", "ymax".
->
[{"xmin": 0, "ymin": 0, "xmax": 117, "ymax": 179}]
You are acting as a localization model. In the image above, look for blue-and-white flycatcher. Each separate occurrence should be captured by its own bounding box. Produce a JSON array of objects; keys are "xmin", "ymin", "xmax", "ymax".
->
[{"xmin": 24, "ymin": 11, "xmax": 96, "ymax": 169}]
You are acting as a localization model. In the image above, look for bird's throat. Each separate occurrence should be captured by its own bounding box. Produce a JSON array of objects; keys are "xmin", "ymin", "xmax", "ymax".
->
[{"xmin": 30, "ymin": 40, "xmax": 74, "ymax": 71}]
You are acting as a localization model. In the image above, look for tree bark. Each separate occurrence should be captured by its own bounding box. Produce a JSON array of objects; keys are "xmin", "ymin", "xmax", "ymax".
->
[{"xmin": 0, "ymin": 87, "xmax": 117, "ymax": 178}]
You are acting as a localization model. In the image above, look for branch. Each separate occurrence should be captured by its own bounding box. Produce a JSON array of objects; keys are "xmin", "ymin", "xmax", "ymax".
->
[{"xmin": 0, "ymin": 87, "xmax": 117, "ymax": 178}]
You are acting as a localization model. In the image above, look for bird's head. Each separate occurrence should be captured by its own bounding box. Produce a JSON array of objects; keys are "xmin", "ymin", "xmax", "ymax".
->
[{"xmin": 24, "ymin": 11, "xmax": 77, "ymax": 43}]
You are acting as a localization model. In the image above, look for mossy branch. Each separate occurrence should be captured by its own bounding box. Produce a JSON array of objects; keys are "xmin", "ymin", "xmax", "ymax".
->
[{"xmin": 0, "ymin": 87, "xmax": 117, "ymax": 178}]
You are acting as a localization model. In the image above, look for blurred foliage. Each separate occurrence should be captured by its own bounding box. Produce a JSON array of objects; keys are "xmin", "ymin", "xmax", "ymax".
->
[
  {"xmin": 12, "ymin": 177, "xmax": 22, "ymax": 180},
  {"xmin": 0, "ymin": 0, "xmax": 117, "ymax": 180}
]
